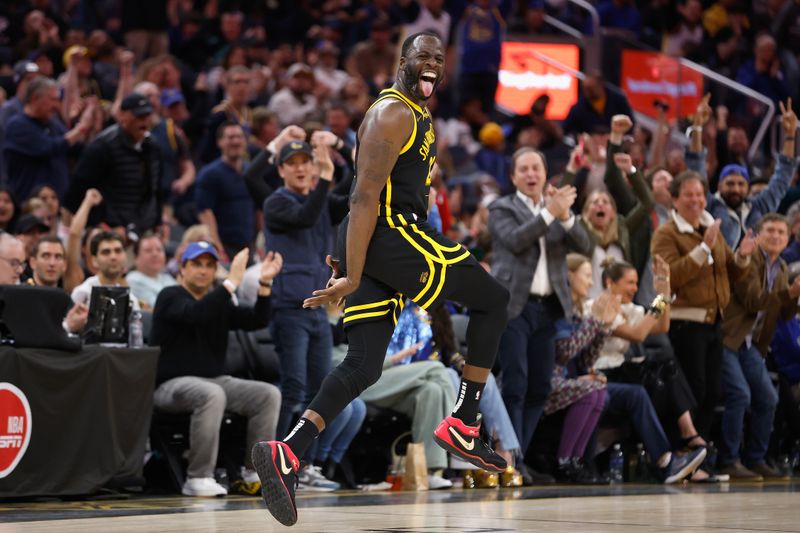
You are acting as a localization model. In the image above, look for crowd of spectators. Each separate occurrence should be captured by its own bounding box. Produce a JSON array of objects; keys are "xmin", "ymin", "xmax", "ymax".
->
[{"xmin": 1, "ymin": 0, "xmax": 800, "ymax": 496}]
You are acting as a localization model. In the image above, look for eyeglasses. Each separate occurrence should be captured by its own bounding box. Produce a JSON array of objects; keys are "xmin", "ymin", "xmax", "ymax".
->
[{"xmin": 0, "ymin": 257, "xmax": 25, "ymax": 271}]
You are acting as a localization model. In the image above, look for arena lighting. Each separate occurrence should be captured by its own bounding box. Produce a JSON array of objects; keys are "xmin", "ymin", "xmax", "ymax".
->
[
  {"xmin": 495, "ymin": 42, "xmax": 580, "ymax": 119},
  {"xmin": 621, "ymin": 49, "xmax": 704, "ymax": 122}
]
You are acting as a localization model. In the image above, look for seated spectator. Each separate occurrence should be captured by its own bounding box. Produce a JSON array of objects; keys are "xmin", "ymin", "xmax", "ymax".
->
[
  {"xmin": 26, "ymin": 235, "xmax": 65, "ymax": 288},
  {"xmin": 0, "ymin": 186, "xmax": 19, "ymax": 233},
  {"xmin": 568, "ymin": 253, "xmax": 708, "ymax": 483},
  {"xmin": 150, "ymin": 243, "xmax": 283, "ymax": 497},
  {"xmin": 31, "ymin": 185, "xmax": 64, "ymax": 240},
  {"xmin": 2, "ymin": 76, "xmax": 95, "ymax": 202},
  {"xmin": 71, "ymin": 231, "xmax": 142, "ymax": 309},
  {"xmin": 0, "ymin": 233, "xmax": 26, "ymax": 285},
  {"xmin": 386, "ymin": 301, "xmax": 523, "ymax": 486},
  {"xmin": 126, "ymin": 235, "xmax": 177, "ymax": 309},
  {"xmin": 592, "ymin": 257, "xmax": 717, "ymax": 481},
  {"xmin": 14, "ymin": 213, "xmax": 49, "ymax": 263},
  {"xmin": 562, "ymin": 74, "xmax": 634, "ymax": 137},
  {"xmin": 359, "ymin": 308, "xmax": 457, "ymax": 490},
  {"xmin": 196, "ymin": 121, "xmax": 256, "ymax": 260},
  {"xmin": 547, "ymin": 286, "xmax": 619, "ymax": 484},
  {"xmin": 719, "ymin": 214, "xmax": 800, "ymax": 480}
]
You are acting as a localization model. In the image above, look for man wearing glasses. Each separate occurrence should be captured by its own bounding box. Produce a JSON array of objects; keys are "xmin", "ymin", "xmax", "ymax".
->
[{"xmin": 0, "ymin": 233, "xmax": 26, "ymax": 284}]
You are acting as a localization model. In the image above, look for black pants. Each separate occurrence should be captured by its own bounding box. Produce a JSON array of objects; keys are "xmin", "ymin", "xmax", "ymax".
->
[
  {"xmin": 669, "ymin": 320, "xmax": 723, "ymax": 440},
  {"xmin": 306, "ymin": 261, "xmax": 509, "ymax": 424}
]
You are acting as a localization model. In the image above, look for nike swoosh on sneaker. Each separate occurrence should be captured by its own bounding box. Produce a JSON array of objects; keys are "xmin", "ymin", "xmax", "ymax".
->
[
  {"xmin": 449, "ymin": 426, "xmax": 475, "ymax": 451},
  {"xmin": 277, "ymin": 444, "xmax": 293, "ymax": 475}
]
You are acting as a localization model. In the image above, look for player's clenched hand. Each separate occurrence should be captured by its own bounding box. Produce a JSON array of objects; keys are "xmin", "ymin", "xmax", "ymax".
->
[{"xmin": 303, "ymin": 277, "xmax": 359, "ymax": 309}]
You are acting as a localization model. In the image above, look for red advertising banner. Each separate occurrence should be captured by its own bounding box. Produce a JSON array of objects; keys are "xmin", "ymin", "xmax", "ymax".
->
[
  {"xmin": 495, "ymin": 42, "xmax": 580, "ymax": 120},
  {"xmin": 621, "ymin": 49, "xmax": 704, "ymax": 122}
]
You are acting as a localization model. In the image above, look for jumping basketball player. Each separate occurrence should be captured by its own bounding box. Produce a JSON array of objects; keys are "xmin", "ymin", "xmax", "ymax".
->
[{"xmin": 252, "ymin": 31, "xmax": 510, "ymax": 526}]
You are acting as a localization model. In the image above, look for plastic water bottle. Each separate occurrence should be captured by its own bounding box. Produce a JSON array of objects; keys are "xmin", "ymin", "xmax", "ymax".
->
[
  {"xmin": 128, "ymin": 310, "xmax": 144, "ymax": 348},
  {"xmin": 634, "ymin": 443, "xmax": 649, "ymax": 482},
  {"xmin": 791, "ymin": 440, "xmax": 800, "ymax": 473},
  {"xmin": 778, "ymin": 454, "xmax": 792, "ymax": 478},
  {"xmin": 609, "ymin": 443, "xmax": 624, "ymax": 483},
  {"xmin": 706, "ymin": 441, "xmax": 718, "ymax": 470}
]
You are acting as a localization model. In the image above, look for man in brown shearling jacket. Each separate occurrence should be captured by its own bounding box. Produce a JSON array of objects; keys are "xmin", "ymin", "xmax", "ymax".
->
[
  {"xmin": 651, "ymin": 170, "xmax": 755, "ymax": 446},
  {"xmin": 718, "ymin": 213, "xmax": 800, "ymax": 480}
]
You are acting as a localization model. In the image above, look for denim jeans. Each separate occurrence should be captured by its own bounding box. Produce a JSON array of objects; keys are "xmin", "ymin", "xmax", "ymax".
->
[
  {"xmin": 498, "ymin": 297, "xmax": 559, "ymax": 453},
  {"xmin": 446, "ymin": 368, "xmax": 520, "ymax": 454},
  {"xmin": 605, "ymin": 382, "xmax": 671, "ymax": 460},
  {"xmin": 271, "ymin": 307, "xmax": 333, "ymax": 437},
  {"xmin": 316, "ymin": 398, "xmax": 366, "ymax": 464},
  {"xmin": 720, "ymin": 344, "xmax": 779, "ymax": 466}
]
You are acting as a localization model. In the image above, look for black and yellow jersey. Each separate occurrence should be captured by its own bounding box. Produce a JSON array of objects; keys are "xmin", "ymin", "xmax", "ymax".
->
[{"xmin": 355, "ymin": 88, "xmax": 437, "ymax": 228}]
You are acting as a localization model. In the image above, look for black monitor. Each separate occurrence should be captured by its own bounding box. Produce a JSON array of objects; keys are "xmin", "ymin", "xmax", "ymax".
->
[
  {"xmin": 0, "ymin": 285, "xmax": 81, "ymax": 351},
  {"xmin": 84, "ymin": 286, "xmax": 131, "ymax": 345}
]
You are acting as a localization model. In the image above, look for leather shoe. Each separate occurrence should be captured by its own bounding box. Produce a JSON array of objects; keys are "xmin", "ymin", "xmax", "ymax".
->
[
  {"xmin": 718, "ymin": 461, "xmax": 764, "ymax": 481},
  {"xmin": 747, "ymin": 462, "xmax": 790, "ymax": 480},
  {"xmin": 517, "ymin": 462, "xmax": 555, "ymax": 485}
]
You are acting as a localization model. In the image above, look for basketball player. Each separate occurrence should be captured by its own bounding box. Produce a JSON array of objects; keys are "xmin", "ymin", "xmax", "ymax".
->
[{"xmin": 252, "ymin": 32, "xmax": 510, "ymax": 526}]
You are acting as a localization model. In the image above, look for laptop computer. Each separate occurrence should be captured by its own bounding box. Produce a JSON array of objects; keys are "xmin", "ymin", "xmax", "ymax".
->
[{"xmin": 0, "ymin": 285, "xmax": 81, "ymax": 351}]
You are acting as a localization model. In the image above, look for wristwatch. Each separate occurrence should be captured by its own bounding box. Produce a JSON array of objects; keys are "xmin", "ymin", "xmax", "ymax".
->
[{"xmin": 648, "ymin": 294, "xmax": 669, "ymax": 318}]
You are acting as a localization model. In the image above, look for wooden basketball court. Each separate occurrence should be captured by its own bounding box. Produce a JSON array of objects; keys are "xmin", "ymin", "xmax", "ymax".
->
[{"xmin": 2, "ymin": 482, "xmax": 798, "ymax": 532}]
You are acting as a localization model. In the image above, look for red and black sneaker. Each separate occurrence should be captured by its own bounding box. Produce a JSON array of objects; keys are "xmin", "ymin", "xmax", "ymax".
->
[
  {"xmin": 433, "ymin": 415, "xmax": 507, "ymax": 473},
  {"xmin": 251, "ymin": 441, "xmax": 300, "ymax": 526}
]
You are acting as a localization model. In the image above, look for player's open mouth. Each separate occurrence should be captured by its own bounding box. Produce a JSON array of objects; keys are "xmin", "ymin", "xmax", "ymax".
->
[{"xmin": 420, "ymin": 71, "xmax": 437, "ymax": 97}]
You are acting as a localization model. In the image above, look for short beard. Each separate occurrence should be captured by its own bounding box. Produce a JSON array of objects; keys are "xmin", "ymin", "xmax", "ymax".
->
[{"xmin": 722, "ymin": 194, "xmax": 744, "ymax": 209}]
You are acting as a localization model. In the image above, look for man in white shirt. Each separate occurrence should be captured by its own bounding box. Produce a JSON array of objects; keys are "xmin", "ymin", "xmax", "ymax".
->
[
  {"xmin": 488, "ymin": 147, "xmax": 593, "ymax": 479},
  {"xmin": 126, "ymin": 235, "xmax": 177, "ymax": 309},
  {"xmin": 71, "ymin": 231, "xmax": 142, "ymax": 309}
]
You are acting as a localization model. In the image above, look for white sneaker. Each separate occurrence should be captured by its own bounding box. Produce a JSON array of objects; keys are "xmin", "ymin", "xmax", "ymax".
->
[
  {"xmin": 182, "ymin": 477, "xmax": 228, "ymax": 497},
  {"xmin": 297, "ymin": 465, "xmax": 340, "ymax": 491},
  {"xmin": 428, "ymin": 474, "xmax": 453, "ymax": 489},
  {"xmin": 241, "ymin": 467, "xmax": 260, "ymax": 484}
]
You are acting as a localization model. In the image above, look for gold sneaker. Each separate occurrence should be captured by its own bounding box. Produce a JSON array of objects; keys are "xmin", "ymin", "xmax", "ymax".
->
[
  {"xmin": 500, "ymin": 466, "xmax": 523, "ymax": 487},
  {"xmin": 463, "ymin": 469, "xmax": 499, "ymax": 488}
]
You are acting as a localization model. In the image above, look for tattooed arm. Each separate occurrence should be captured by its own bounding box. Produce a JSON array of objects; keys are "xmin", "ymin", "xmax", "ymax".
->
[{"xmin": 303, "ymin": 98, "xmax": 413, "ymax": 308}]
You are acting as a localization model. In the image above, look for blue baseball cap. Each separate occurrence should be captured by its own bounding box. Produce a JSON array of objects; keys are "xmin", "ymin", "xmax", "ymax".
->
[
  {"xmin": 181, "ymin": 241, "xmax": 219, "ymax": 264},
  {"xmin": 719, "ymin": 164, "xmax": 750, "ymax": 183},
  {"xmin": 160, "ymin": 88, "xmax": 185, "ymax": 108}
]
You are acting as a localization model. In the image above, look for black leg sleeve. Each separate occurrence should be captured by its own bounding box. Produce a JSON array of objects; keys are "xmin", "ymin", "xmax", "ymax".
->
[
  {"xmin": 444, "ymin": 261, "xmax": 510, "ymax": 369},
  {"xmin": 305, "ymin": 318, "xmax": 395, "ymax": 424}
]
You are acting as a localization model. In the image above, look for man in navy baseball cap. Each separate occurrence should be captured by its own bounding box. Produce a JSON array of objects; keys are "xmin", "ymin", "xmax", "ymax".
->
[{"xmin": 181, "ymin": 241, "xmax": 219, "ymax": 265}]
